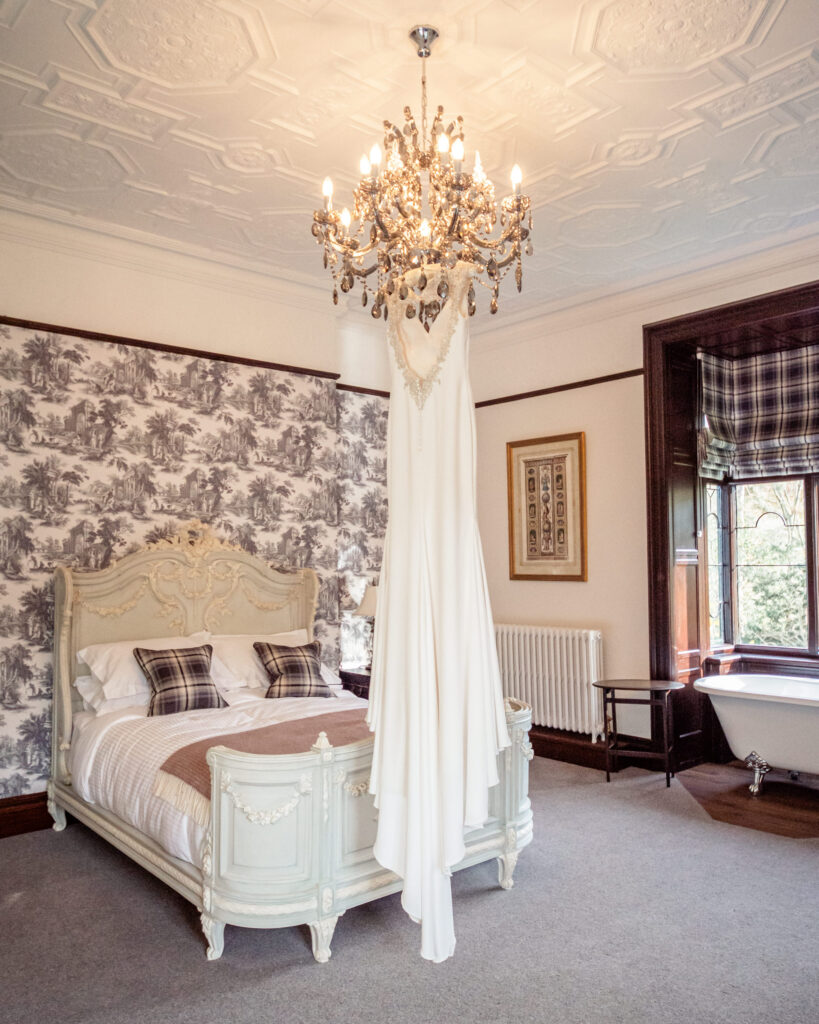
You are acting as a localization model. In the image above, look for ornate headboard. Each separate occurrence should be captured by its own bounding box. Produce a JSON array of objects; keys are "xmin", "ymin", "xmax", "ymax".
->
[{"xmin": 52, "ymin": 521, "xmax": 319, "ymax": 782}]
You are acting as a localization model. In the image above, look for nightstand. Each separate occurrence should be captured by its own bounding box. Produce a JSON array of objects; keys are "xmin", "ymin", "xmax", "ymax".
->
[{"xmin": 339, "ymin": 668, "xmax": 370, "ymax": 699}]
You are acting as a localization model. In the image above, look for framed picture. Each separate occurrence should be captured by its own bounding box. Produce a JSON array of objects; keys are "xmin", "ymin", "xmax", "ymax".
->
[{"xmin": 506, "ymin": 432, "xmax": 587, "ymax": 581}]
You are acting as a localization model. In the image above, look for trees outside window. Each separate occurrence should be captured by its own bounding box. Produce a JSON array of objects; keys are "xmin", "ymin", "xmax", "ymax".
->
[{"xmin": 706, "ymin": 476, "xmax": 815, "ymax": 653}]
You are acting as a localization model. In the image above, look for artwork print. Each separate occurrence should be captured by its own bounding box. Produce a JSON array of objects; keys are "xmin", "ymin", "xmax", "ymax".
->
[{"xmin": 507, "ymin": 432, "xmax": 586, "ymax": 581}]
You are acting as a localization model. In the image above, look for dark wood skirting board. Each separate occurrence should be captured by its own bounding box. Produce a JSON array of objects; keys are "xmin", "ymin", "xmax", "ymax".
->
[
  {"xmin": 530, "ymin": 726, "xmax": 607, "ymax": 770},
  {"xmin": 0, "ymin": 791, "xmax": 51, "ymax": 839},
  {"xmin": 1, "ymin": 314, "xmax": 340, "ymax": 381},
  {"xmin": 529, "ymin": 726, "xmax": 666, "ymax": 774}
]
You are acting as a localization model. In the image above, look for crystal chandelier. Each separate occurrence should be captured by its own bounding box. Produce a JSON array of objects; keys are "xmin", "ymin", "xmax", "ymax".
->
[{"xmin": 311, "ymin": 25, "xmax": 532, "ymax": 329}]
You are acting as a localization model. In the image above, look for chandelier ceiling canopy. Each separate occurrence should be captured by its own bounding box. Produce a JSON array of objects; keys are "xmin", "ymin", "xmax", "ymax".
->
[{"xmin": 311, "ymin": 26, "xmax": 532, "ymax": 329}]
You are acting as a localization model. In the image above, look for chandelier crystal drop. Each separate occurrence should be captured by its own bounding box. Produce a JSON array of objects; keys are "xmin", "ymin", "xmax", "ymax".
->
[{"xmin": 311, "ymin": 25, "xmax": 532, "ymax": 329}]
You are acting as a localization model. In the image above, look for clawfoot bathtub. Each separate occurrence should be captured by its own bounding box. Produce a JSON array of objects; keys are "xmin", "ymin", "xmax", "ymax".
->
[{"xmin": 694, "ymin": 674, "xmax": 819, "ymax": 794}]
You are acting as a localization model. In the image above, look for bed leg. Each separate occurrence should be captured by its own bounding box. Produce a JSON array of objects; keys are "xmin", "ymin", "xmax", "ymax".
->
[
  {"xmin": 201, "ymin": 914, "xmax": 225, "ymax": 961},
  {"xmin": 46, "ymin": 783, "xmax": 66, "ymax": 831},
  {"xmin": 308, "ymin": 915, "xmax": 339, "ymax": 963},
  {"xmin": 497, "ymin": 851, "xmax": 519, "ymax": 890},
  {"xmin": 497, "ymin": 825, "xmax": 519, "ymax": 890}
]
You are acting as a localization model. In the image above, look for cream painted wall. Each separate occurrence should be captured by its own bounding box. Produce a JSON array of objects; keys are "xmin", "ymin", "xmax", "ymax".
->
[
  {"xmin": 0, "ymin": 210, "xmax": 391, "ymax": 392},
  {"xmin": 469, "ymin": 234, "xmax": 819, "ymax": 404},
  {"xmin": 475, "ymin": 376, "xmax": 651, "ymax": 735}
]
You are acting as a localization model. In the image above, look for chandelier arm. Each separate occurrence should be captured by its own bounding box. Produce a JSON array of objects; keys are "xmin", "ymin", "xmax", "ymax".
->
[
  {"xmin": 374, "ymin": 211, "xmax": 423, "ymax": 252},
  {"xmin": 338, "ymin": 235, "xmax": 381, "ymax": 258},
  {"xmin": 320, "ymin": 223, "xmax": 409, "ymax": 260},
  {"xmin": 393, "ymin": 199, "xmax": 418, "ymax": 223},
  {"xmin": 459, "ymin": 220, "xmax": 528, "ymax": 252},
  {"xmin": 322, "ymin": 234, "xmax": 363, "ymax": 257},
  {"xmin": 460, "ymin": 234, "xmax": 519, "ymax": 256},
  {"xmin": 348, "ymin": 262, "xmax": 380, "ymax": 279},
  {"xmin": 375, "ymin": 209, "xmax": 400, "ymax": 239},
  {"xmin": 465, "ymin": 247, "xmax": 519, "ymax": 272}
]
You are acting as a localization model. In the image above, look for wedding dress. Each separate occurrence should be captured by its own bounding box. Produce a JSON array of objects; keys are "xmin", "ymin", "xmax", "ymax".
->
[{"xmin": 367, "ymin": 262, "xmax": 510, "ymax": 962}]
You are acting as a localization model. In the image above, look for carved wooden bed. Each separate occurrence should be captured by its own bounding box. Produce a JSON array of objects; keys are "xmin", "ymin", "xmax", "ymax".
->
[{"xmin": 48, "ymin": 522, "xmax": 533, "ymax": 962}]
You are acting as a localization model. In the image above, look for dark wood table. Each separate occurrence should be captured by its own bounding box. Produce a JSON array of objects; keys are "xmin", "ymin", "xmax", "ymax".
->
[
  {"xmin": 592, "ymin": 678, "xmax": 684, "ymax": 787},
  {"xmin": 338, "ymin": 668, "xmax": 370, "ymax": 700}
]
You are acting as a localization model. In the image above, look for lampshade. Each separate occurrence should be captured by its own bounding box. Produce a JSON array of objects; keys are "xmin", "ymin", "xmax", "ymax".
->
[{"xmin": 353, "ymin": 584, "xmax": 378, "ymax": 617}]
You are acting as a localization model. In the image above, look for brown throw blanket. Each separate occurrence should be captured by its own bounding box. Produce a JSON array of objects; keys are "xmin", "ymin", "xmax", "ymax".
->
[{"xmin": 154, "ymin": 708, "xmax": 371, "ymax": 827}]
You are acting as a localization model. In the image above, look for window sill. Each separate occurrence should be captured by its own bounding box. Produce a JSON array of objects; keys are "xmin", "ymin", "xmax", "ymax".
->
[{"xmin": 703, "ymin": 649, "xmax": 819, "ymax": 679}]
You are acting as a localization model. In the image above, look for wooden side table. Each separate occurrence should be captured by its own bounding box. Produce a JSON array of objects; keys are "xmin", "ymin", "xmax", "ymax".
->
[
  {"xmin": 592, "ymin": 679, "xmax": 684, "ymax": 787},
  {"xmin": 339, "ymin": 668, "xmax": 371, "ymax": 700}
]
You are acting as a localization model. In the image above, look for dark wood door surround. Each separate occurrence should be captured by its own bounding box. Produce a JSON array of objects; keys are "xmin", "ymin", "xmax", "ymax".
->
[{"xmin": 644, "ymin": 279, "xmax": 819, "ymax": 769}]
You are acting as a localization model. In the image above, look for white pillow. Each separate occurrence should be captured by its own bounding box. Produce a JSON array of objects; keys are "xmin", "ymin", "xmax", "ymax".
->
[
  {"xmin": 209, "ymin": 629, "xmax": 310, "ymax": 689},
  {"xmin": 78, "ymin": 631, "xmax": 234, "ymax": 699},
  {"xmin": 75, "ymin": 674, "xmax": 149, "ymax": 715},
  {"xmin": 320, "ymin": 664, "xmax": 344, "ymax": 694},
  {"xmin": 75, "ymin": 673, "xmax": 104, "ymax": 712}
]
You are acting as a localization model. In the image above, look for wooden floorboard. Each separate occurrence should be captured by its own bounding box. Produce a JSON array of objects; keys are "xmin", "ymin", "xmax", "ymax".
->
[{"xmin": 678, "ymin": 762, "xmax": 819, "ymax": 839}]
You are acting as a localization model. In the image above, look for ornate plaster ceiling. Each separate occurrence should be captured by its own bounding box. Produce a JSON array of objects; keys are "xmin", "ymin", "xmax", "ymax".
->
[{"xmin": 0, "ymin": 0, "xmax": 818, "ymax": 319}]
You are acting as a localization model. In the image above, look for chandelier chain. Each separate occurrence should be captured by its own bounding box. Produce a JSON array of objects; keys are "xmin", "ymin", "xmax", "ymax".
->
[{"xmin": 421, "ymin": 55, "xmax": 428, "ymax": 151}]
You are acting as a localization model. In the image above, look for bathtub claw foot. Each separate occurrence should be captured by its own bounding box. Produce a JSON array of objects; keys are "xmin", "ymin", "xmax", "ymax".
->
[{"xmin": 745, "ymin": 751, "xmax": 771, "ymax": 795}]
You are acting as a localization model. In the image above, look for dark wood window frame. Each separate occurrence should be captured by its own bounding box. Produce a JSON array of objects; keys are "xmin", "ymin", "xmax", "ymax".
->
[
  {"xmin": 707, "ymin": 473, "xmax": 819, "ymax": 661},
  {"xmin": 644, "ymin": 279, "xmax": 819, "ymax": 766}
]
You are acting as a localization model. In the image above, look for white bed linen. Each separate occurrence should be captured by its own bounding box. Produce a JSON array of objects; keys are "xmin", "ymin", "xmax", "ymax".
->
[{"xmin": 69, "ymin": 687, "xmax": 367, "ymax": 867}]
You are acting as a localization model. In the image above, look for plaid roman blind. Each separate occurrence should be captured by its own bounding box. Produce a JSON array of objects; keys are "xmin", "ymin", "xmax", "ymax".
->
[{"xmin": 698, "ymin": 345, "xmax": 819, "ymax": 480}]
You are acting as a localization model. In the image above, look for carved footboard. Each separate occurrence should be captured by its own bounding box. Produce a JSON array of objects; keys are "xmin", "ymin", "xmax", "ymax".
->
[{"xmin": 202, "ymin": 698, "xmax": 533, "ymax": 962}]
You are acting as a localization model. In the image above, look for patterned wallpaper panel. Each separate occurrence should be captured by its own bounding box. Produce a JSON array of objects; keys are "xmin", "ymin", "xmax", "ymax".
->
[
  {"xmin": 337, "ymin": 389, "xmax": 389, "ymax": 668},
  {"xmin": 0, "ymin": 321, "xmax": 388, "ymax": 799}
]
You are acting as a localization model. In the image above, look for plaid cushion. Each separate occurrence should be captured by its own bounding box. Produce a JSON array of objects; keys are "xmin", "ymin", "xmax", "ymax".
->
[
  {"xmin": 253, "ymin": 640, "xmax": 331, "ymax": 699},
  {"xmin": 133, "ymin": 644, "xmax": 226, "ymax": 717}
]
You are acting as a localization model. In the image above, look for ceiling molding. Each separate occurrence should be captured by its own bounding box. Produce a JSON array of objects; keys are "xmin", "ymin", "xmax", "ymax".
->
[
  {"xmin": 0, "ymin": 203, "xmax": 334, "ymax": 316},
  {"xmin": 470, "ymin": 227, "xmax": 819, "ymax": 352},
  {"xmin": 0, "ymin": 0, "xmax": 818, "ymax": 325}
]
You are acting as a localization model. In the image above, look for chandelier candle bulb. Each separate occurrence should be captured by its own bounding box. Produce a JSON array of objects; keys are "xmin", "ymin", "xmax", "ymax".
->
[
  {"xmin": 340, "ymin": 208, "xmax": 351, "ymax": 231},
  {"xmin": 511, "ymin": 164, "xmax": 522, "ymax": 196},
  {"xmin": 473, "ymin": 151, "xmax": 485, "ymax": 182},
  {"xmin": 369, "ymin": 143, "xmax": 382, "ymax": 172},
  {"xmin": 322, "ymin": 176, "xmax": 333, "ymax": 210},
  {"xmin": 451, "ymin": 138, "xmax": 464, "ymax": 174},
  {"xmin": 360, "ymin": 155, "xmax": 371, "ymax": 177}
]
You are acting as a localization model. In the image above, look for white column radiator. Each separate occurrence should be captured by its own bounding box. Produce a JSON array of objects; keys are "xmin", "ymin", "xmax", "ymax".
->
[{"xmin": 494, "ymin": 624, "xmax": 605, "ymax": 740}]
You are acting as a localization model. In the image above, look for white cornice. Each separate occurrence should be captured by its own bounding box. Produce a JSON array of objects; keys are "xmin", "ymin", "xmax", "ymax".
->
[
  {"xmin": 471, "ymin": 225, "xmax": 819, "ymax": 352},
  {"xmin": 3, "ymin": 203, "xmax": 818, "ymax": 353},
  {"xmin": 0, "ymin": 202, "xmax": 334, "ymax": 317}
]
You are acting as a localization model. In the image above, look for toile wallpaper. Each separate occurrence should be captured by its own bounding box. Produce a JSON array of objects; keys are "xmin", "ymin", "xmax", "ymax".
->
[{"xmin": 0, "ymin": 321, "xmax": 388, "ymax": 799}]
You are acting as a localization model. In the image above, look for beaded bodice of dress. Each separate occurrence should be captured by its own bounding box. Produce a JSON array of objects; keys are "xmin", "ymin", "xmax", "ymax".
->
[{"xmin": 385, "ymin": 262, "xmax": 474, "ymax": 409}]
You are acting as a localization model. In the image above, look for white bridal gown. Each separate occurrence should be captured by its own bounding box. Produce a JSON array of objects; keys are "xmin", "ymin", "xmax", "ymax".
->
[{"xmin": 367, "ymin": 263, "xmax": 510, "ymax": 962}]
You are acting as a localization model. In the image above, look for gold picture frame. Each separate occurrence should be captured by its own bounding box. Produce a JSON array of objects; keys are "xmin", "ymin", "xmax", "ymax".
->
[{"xmin": 507, "ymin": 432, "xmax": 587, "ymax": 581}]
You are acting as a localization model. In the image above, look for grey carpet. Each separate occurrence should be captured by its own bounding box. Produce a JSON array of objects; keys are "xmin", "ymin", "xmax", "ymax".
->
[{"xmin": 2, "ymin": 759, "xmax": 817, "ymax": 1024}]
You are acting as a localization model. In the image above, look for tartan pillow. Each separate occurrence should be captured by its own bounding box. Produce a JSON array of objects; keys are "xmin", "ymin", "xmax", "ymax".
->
[
  {"xmin": 253, "ymin": 640, "xmax": 331, "ymax": 699},
  {"xmin": 133, "ymin": 644, "xmax": 227, "ymax": 717}
]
